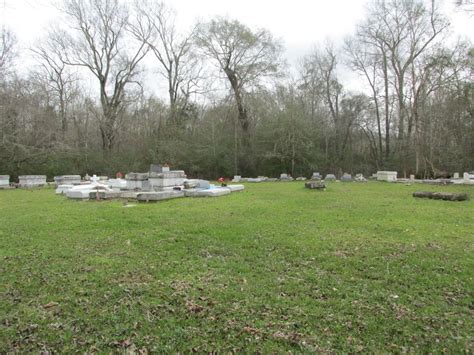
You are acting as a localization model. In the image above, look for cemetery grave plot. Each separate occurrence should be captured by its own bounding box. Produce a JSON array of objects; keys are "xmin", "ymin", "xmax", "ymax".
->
[
  {"xmin": 54, "ymin": 165, "xmax": 245, "ymax": 202},
  {"xmin": 0, "ymin": 182, "xmax": 473, "ymax": 353}
]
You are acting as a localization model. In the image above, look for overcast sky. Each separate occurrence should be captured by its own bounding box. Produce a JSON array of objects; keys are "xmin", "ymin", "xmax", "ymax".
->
[{"xmin": 2, "ymin": 0, "xmax": 473, "ymax": 95}]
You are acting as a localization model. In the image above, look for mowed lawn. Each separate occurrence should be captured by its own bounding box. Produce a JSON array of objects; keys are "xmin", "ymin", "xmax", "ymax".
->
[{"xmin": 1, "ymin": 182, "xmax": 473, "ymax": 353}]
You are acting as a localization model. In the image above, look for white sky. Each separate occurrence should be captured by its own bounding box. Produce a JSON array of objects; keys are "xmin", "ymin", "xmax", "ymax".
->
[{"xmin": 2, "ymin": 0, "xmax": 473, "ymax": 95}]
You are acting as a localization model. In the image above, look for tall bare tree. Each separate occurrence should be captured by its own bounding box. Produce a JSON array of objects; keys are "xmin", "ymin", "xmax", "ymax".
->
[
  {"xmin": 345, "ymin": 37, "xmax": 385, "ymax": 166},
  {"xmin": 367, "ymin": 1, "xmax": 449, "ymax": 167},
  {"xmin": 56, "ymin": 0, "xmax": 151, "ymax": 155},
  {"xmin": 300, "ymin": 44, "xmax": 346, "ymax": 165},
  {"xmin": 195, "ymin": 17, "xmax": 282, "ymax": 132},
  {"xmin": 0, "ymin": 27, "xmax": 16, "ymax": 80},
  {"xmin": 32, "ymin": 29, "xmax": 79, "ymax": 137},
  {"xmin": 132, "ymin": 1, "xmax": 201, "ymax": 124}
]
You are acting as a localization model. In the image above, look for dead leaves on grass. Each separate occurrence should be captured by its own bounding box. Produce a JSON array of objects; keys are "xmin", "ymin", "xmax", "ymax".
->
[
  {"xmin": 42, "ymin": 301, "xmax": 59, "ymax": 309},
  {"xmin": 186, "ymin": 300, "xmax": 204, "ymax": 314}
]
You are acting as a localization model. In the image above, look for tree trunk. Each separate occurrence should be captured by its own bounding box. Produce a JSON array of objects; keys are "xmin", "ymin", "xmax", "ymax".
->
[{"xmin": 224, "ymin": 67, "xmax": 249, "ymax": 132}]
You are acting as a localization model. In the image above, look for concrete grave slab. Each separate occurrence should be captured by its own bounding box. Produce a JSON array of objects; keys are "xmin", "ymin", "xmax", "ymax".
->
[
  {"xmin": 247, "ymin": 178, "xmax": 264, "ymax": 183},
  {"xmin": 126, "ymin": 180, "xmax": 152, "ymax": 191},
  {"xmin": 137, "ymin": 190, "xmax": 185, "ymax": 202},
  {"xmin": 0, "ymin": 175, "xmax": 10, "ymax": 188},
  {"xmin": 54, "ymin": 175, "xmax": 81, "ymax": 187},
  {"xmin": 183, "ymin": 188, "xmax": 202, "ymax": 197},
  {"xmin": 56, "ymin": 184, "xmax": 74, "ymax": 194},
  {"xmin": 89, "ymin": 191, "xmax": 122, "ymax": 200},
  {"xmin": 377, "ymin": 171, "xmax": 397, "ymax": 182},
  {"xmin": 107, "ymin": 178, "xmax": 127, "ymax": 189},
  {"xmin": 193, "ymin": 187, "xmax": 231, "ymax": 197},
  {"xmin": 149, "ymin": 177, "xmax": 185, "ymax": 189},
  {"xmin": 183, "ymin": 179, "xmax": 200, "ymax": 189},
  {"xmin": 18, "ymin": 175, "xmax": 47, "ymax": 188},
  {"xmin": 120, "ymin": 191, "xmax": 140, "ymax": 199},
  {"xmin": 126, "ymin": 172, "xmax": 149, "ymax": 181},
  {"xmin": 66, "ymin": 183, "xmax": 112, "ymax": 199},
  {"xmin": 225, "ymin": 184, "xmax": 245, "ymax": 192}
]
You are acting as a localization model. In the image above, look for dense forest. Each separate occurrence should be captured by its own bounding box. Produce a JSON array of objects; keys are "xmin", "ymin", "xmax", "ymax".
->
[{"xmin": 1, "ymin": 0, "xmax": 473, "ymax": 179}]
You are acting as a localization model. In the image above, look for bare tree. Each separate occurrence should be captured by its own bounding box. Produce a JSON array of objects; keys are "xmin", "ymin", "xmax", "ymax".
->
[
  {"xmin": 195, "ymin": 17, "xmax": 282, "ymax": 132},
  {"xmin": 300, "ymin": 44, "xmax": 346, "ymax": 165},
  {"xmin": 0, "ymin": 27, "xmax": 16, "ymax": 80},
  {"xmin": 132, "ymin": 1, "xmax": 202, "ymax": 124},
  {"xmin": 55, "ymin": 0, "xmax": 151, "ymax": 155},
  {"xmin": 367, "ymin": 0, "xmax": 449, "ymax": 148},
  {"xmin": 345, "ymin": 37, "xmax": 385, "ymax": 166},
  {"xmin": 348, "ymin": 0, "xmax": 449, "ymax": 174},
  {"xmin": 31, "ymin": 29, "xmax": 79, "ymax": 137}
]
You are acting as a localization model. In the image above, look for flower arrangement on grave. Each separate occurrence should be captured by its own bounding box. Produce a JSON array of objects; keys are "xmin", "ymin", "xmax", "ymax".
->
[{"xmin": 218, "ymin": 177, "xmax": 227, "ymax": 187}]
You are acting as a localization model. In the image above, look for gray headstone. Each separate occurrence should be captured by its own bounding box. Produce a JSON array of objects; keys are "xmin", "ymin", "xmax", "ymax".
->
[
  {"xmin": 126, "ymin": 172, "xmax": 149, "ymax": 181},
  {"xmin": 150, "ymin": 164, "xmax": 163, "ymax": 173},
  {"xmin": 196, "ymin": 180, "xmax": 211, "ymax": 189},
  {"xmin": 325, "ymin": 174, "xmax": 336, "ymax": 181},
  {"xmin": 341, "ymin": 173, "xmax": 353, "ymax": 182},
  {"xmin": 279, "ymin": 173, "xmax": 293, "ymax": 181},
  {"xmin": 305, "ymin": 181, "xmax": 326, "ymax": 189}
]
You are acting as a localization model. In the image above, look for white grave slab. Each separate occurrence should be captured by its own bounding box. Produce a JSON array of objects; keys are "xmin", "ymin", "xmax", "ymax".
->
[
  {"xmin": 18, "ymin": 175, "xmax": 47, "ymax": 187},
  {"xmin": 89, "ymin": 191, "xmax": 121, "ymax": 200},
  {"xmin": 107, "ymin": 178, "xmax": 127, "ymax": 189},
  {"xmin": 54, "ymin": 175, "xmax": 81, "ymax": 187},
  {"xmin": 149, "ymin": 177, "xmax": 185, "ymax": 188},
  {"xmin": 377, "ymin": 171, "xmax": 398, "ymax": 182},
  {"xmin": 247, "ymin": 178, "xmax": 264, "ymax": 183},
  {"xmin": 0, "ymin": 175, "xmax": 10, "ymax": 188},
  {"xmin": 56, "ymin": 184, "xmax": 74, "ymax": 194},
  {"xmin": 66, "ymin": 182, "xmax": 111, "ymax": 199},
  {"xmin": 225, "ymin": 184, "xmax": 245, "ymax": 192},
  {"xmin": 463, "ymin": 172, "xmax": 474, "ymax": 184},
  {"xmin": 120, "ymin": 191, "xmax": 140, "ymax": 199},
  {"xmin": 192, "ymin": 187, "xmax": 231, "ymax": 197},
  {"xmin": 137, "ymin": 190, "xmax": 184, "ymax": 202}
]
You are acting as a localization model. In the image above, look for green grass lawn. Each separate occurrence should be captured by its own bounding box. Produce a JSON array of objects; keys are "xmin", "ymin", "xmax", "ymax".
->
[{"xmin": 1, "ymin": 182, "xmax": 473, "ymax": 352}]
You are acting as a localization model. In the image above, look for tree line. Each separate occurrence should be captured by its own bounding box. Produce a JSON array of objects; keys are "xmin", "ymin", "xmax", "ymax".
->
[{"xmin": 1, "ymin": 0, "xmax": 472, "ymax": 179}]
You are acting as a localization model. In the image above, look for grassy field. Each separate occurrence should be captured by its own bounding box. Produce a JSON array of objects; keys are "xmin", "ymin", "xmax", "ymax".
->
[{"xmin": 1, "ymin": 182, "xmax": 473, "ymax": 353}]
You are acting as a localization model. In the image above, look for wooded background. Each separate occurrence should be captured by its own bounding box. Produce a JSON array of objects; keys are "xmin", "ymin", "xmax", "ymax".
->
[{"xmin": 1, "ymin": 0, "xmax": 472, "ymax": 179}]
